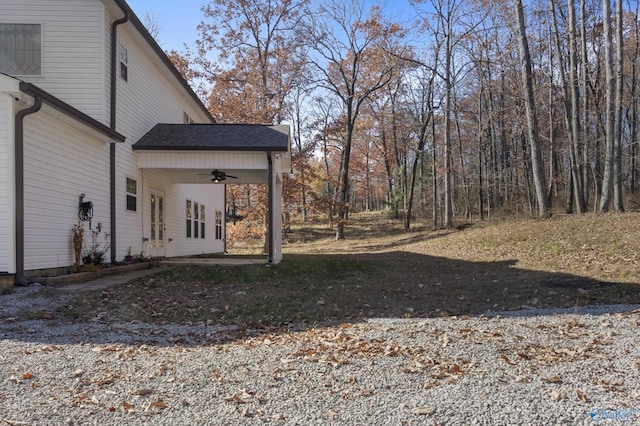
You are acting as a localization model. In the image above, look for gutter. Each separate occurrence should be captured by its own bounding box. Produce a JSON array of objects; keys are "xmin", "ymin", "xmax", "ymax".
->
[
  {"xmin": 110, "ymin": 12, "xmax": 130, "ymax": 264},
  {"xmin": 19, "ymin": 82, "xmax": 125, "ymax": 142},
  {"xmin": 15, "ymin": 97, "xmax": 43, "ymax": 284},
  {"xmin": 267, "ymin": 152, "xmax": 273, "ymax": 264}
]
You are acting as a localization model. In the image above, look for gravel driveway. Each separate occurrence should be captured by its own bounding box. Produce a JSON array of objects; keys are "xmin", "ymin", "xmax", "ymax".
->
[{"xmin": 1, "ymin": 285, "xmax": 639, "ymax": 425}]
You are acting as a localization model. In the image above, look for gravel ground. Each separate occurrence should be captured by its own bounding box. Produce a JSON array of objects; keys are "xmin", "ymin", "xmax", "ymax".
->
[{"xmin": 1, "ymin": 285, "xmax": 639, "ymax": 425}]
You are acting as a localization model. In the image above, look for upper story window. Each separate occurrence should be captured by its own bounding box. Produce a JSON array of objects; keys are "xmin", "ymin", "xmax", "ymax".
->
[
  {"xmin": 183, "ymin": 112, "xmax": 194, "ymax": 124},
  {"xmin": 119, "ymin": 42, "xmax": 128, "ymax": 81},
  {"xmin": 0, "ymin": 23, "xmax": 42, "ymax": 76}
]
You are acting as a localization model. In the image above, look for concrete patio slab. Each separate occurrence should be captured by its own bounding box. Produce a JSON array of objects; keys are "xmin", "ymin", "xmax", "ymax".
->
[{"xmin": 161, "ymin": 258, "xmax": 266, "ymax": 266}]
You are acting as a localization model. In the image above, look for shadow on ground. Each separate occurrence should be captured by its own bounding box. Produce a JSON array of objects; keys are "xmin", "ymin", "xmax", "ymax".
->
[{"xmin": 3, "ymin": 251, "xmax": 639, "ymax": 347}]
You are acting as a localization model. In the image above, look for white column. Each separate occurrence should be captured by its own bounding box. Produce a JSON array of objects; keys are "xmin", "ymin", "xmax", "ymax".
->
[{"xmin": 272, "ymin": 173, "xmax": 283, "ymax": 264}]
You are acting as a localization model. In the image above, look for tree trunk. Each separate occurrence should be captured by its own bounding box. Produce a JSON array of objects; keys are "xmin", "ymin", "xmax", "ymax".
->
[
  {"xmin": 550, "ymin": 0, "xmax": 584, "ymax": 213},
  {"xmin": 613, "ymin": 0, "xmax": 624, "ymax": 211},
  {"xmin": 432, "ymin": 114, "xmax": 439, "ymax": 231},
  {"xmin": 335, "ymin": 121, "xmax": 353, "ymax": 240},
  {"xmin": 580, "ymin": 0, "xmax": 591, "ymax": 205},
  {"xmin": 600, "ymin": 0, "xmax": 615, "ymax": 212},
  {"xmin": 515, "ymin": 0, "xmax": 549, "ymax": 217},
  {"xmin": 567, "ymin": 0, "xmax": 586, "ymax": 212},
  {"xmin": 443, "ymin": 30, "xmax": 454, "ymax": 229}
]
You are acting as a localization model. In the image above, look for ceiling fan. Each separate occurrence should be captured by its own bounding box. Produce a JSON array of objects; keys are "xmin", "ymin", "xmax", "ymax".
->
[{"xmin": 198, "ymin": 169, "xmax": 238, "ymax": 182}]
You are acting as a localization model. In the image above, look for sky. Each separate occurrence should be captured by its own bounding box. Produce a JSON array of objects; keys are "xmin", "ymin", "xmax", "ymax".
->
[
  {"xmin": 126, "ymin": 0, "xmax": 420, "ymax": 54},
  {"xmin": 126, "ymin": 0, "xmax": 209, "ymax": 52}
]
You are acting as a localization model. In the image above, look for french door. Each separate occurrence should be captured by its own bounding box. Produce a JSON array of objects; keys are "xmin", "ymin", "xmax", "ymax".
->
[{"xmin": 149, "ymin": 191, "xmax": 165, "ymax": 258}]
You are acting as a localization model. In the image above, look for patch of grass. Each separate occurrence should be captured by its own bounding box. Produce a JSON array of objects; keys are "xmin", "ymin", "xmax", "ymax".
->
[{"xmin": 58, "ymin": 211, "xmax": 640, "ymax": 327}]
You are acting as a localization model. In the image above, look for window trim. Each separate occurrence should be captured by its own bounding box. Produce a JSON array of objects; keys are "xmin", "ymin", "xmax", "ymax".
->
[
  {"xmin": 125, "ymin": 176, "xmax": 137, "ymax": 212},
  {"xmin": 0, "ymin": 22, "xmax": 44, "ymax": 77}
]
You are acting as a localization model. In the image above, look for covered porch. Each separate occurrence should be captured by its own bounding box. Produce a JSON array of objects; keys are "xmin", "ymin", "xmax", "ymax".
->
[{"xmin": 132, "ymin": 123, "xmax": 290, "ymax": 264}]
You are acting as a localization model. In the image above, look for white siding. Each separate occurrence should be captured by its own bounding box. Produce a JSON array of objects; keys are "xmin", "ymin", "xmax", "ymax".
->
[
  {"xmin": 0, "ymin": 94, "xmax": 14, "ymax": 273},
  {"xmin": 136, "ymin": 170, "xmax": 225, "ymax": 258},
  {"xmin": 0, "ymin": 0, "xmax": 106, "ymax": 121},
  {"xmin": 107, "ymin": 15, "xmax": 218, "ymax": 259},
  {"xmin": 22, "ymin": 111, "xmax": 110, "ymax": 270},
  {"xmin": 137, "ymin": 151, "xmax": 269, "ymax": 171},
  {"xmin": 3, "ymin": 3, "xmax": 227, "ymax": 271}
]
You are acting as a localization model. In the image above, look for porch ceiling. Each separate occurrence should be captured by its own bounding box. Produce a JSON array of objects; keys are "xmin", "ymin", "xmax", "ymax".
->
[
  {"xmin": 132, "ymin": 124, "xmax": 291, "ymax": 183},
  {"xmin": 169, "ymin": 168, "xmax": 268, "ymax": 185}
]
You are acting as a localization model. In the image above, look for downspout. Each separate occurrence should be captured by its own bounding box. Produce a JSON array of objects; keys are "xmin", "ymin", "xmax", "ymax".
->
[
  {"xmin": 15, "ymin": 97, "xmax": 43, "ymax": 284},
  {"xmin": 267, "ymin": 152, "xmax": 273, "ymax": 264},
  {"xmin": 110, "ymin": 11, "xmax": 129, "ymax": 264}
]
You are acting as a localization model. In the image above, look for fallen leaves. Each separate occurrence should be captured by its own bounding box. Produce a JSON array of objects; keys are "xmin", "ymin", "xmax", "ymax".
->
[
  {"xmin": 543, "ymin": 375, "xmax": 563, "ymax": 383},
  {"xmin": 550, "ymin": 390, "xmax": 565, "ymax": 401},
  {"xmin": 70, "ymin": 391, "xmax": 100, "ymax": 407},
  {"xmin": 412, "ymin": 406, "xmax": 437, "ymax": 415},
  {"xmin": 1, "ymin": 420, "xmax": 31, "ymax": 426},
  {"xmin": 224, "ymin": 389, "xmax": 255, "ymax": 404},
  {"xmin": 498, "ymin": 339, "xmax": 598, "ymax": 367},
  {"xmin": 574, "ymin": 389, "xmax": 588, "ymax": 403},
  {"xmin": 287, "ymin": 326, "xmax": 424, "ymax": 367},
  {"xmin": 122, "ymin": 400, "xmax": 135, "ymax": 412},
  {"xmin": 147, "ymin": 397, "xmax": 168, "ymax": 410},
  {"xmin": 71, "ymin": 368, "xmax": 85, "ymax": 378}
]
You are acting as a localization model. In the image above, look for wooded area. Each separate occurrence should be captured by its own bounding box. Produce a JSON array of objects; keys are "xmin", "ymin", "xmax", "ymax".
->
[{"xmin": 166, "ymin": 0, "xmax": 640, "ymax": 238}]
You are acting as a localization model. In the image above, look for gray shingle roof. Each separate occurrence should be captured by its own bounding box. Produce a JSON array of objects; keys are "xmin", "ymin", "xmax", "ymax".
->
[{"xmin": 132, "ymin": 124, "xmax": 290, "ymax": 151}]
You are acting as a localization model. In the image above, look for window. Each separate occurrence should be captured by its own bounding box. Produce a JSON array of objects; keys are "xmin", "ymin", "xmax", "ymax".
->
[
  {"xmin": 119, "ymin": 42, "xmax": 128, "ymax": 81},
  {"xmin": 186, "ymin": 200, "xmax": 192, "ymax": 238},
  {"xmin": 186, "ymin": 200, "xmax": 206, "ymax": 239},
  {"xmin": 215, "ymin": 210, "xmax": 223, "ymax": 240},
  {"xmin": 193, "ymin": 202, "xmax": 199, "ymax": 238},
  {"xmin": 200, "ymin": 205, "xmax": 206, "ymax": 239},
  {"xmin": 0, "ymin": 24, "xmax": 41, "ymax": 75},
  {"xmin": 126, "ymin": 177, "xmax": 137, "ymax": 211},
  {"xmin": 183, "ymin": 112, "xmax": 195, "ymax": 124}
]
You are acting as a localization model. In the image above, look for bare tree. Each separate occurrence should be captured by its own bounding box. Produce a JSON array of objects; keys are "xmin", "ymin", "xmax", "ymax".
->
[
  {"xmin": 600, "ymin": 0, "xmax": 616, "ymax": 211},
  {"xmin": 141, "ymin": 11, "xmax": 162, "ymax": 41},
  {"xmin": 612, "ymin": 0, "xmax": 624, "ymax": 211},
  {"xmin": 305, "ymin": 0, "xmax": 405, "ymax": 240},
  {"xmin": 514, "ymin": 0, "xmax": 549, "ymax": 217}
]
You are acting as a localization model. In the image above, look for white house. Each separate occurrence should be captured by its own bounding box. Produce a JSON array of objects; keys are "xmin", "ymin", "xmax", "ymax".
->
[{"xmin": 0, "ymin": 0, "xmax": 290, "ymax": 285}]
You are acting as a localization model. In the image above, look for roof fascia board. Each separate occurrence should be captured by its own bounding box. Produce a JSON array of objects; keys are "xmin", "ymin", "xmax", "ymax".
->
[
  {"xmin": 132, "ymin": 145, "xmax": 289, "ymax": 152},
  {"xmin": 19, "ymin": 82, "xmax": 126, "ymax": 142}
]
